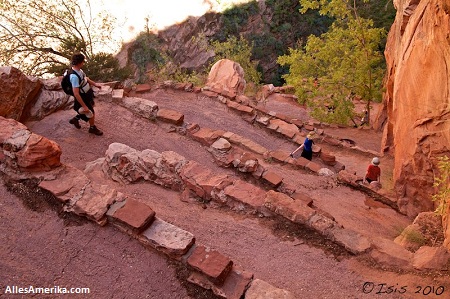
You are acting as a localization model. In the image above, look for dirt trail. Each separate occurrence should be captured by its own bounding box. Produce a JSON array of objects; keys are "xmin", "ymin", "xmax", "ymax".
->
[{"xmin": 4, "ymin": 89, "xmax": 449, "ymax": 298}]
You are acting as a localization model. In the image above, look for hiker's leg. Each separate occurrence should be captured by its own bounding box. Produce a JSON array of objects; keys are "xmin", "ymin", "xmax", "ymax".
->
[{"xmin": 88, "ymin": 115, "xmax": 95, "ymax": 126}]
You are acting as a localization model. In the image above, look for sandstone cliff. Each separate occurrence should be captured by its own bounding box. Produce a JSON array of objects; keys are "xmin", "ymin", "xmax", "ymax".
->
[{"xmin": 375, "ymin": 0, "xmax": 450, "ymax": 246}]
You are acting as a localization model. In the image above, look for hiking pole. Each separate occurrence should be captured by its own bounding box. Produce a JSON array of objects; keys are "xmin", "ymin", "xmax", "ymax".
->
[{"xmin": 289, "ymin": 144, "xmax": 303, "ymax": 158}]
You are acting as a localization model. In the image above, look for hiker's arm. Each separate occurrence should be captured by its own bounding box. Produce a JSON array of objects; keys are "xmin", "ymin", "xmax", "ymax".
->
[
  {"xmin": 291, "ymin": 144, "xmax": 304, "ymax": 155},
  {"xmin": 73, "ymin": 87, "xmax": 89, "ymax": 111},
  {"xmin": 87, "ymin": 77, "xmax": 101, "ymax": 88}
]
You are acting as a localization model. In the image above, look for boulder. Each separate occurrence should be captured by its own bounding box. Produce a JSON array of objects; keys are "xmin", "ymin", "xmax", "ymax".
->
[
  {"xmin": 0, "ymin": 66, "xmax": 42, "ymax": 121},
  {"xmin": 370, "ymin": 237, "xmax": 413, "ymax": 269},
  {"xmin": 25, "ymin": 90, "xmax": 72, "ymax": 121},
  {"xmin": 204, "ymin": 59, "xmax": 246, "ymax": 99},
  {"xmin": 107, "ymin": 198, "xmax": 156, "ymax": 234},
  {"xmin": 412, "ymin": 246, "xmax": 450, "ymax": 270},
  {"xmin": 15, "ymin": 133, "xmax": 61, "ymax": 171}
]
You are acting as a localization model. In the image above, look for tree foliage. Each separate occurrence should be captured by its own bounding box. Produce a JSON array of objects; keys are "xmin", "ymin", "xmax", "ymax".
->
[
  {"xmin": 130, "ymin": 31, "xmax": 164, "ymax": 83},
  {"xmin": 278, "ymin": 0, "xmax": 385, "ymax": 125},
  {"xmin": 211, "ymin": 35, "xmax": 261, "ymax": 85},
  {"xmin": 0, "ymin": 0, "xmax": 128, "ymax": 80}
]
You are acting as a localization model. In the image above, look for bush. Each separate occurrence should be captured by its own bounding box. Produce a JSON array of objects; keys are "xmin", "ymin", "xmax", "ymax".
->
[
  {"xmin": 432, "ymin": 156, "xmax": 450, "ymax": 216},
  {"xmin": 130, "ymin": 32, "xmax": 165, "ymax": 83},
  {"xmin": 218, "ymin": 1, "xmax": 260, "ymax": 41},
  {"xmin": 83, "ymin": 53, "xmax": 132, "ymax": 82},
  {"xmin": 210, "ymin": 35, "xmax": 261, "ymax": 85},
  {"xmin": 48, "ymin": 52, "xmax": 131, "ymax": 82}
]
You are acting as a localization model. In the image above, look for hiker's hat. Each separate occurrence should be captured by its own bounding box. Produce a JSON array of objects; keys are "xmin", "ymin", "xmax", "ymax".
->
[
  {"xmin": 372, "ymin": 157, "xmax": 380, "ymax": 165},
  {"xmin": 307, "ymin": 131, "xmax": 315, "ymax": 139}
]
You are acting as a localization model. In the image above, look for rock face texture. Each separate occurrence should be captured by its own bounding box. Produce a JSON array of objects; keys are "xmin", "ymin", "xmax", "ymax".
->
[
  {"xmin": 204, "ymin": 59, "xmax": 246, "ymax": 99},
  {"xmin": 0, "ymin": 66, "xmax": 42, "ymax": 121},
  {"xmin": 375, "ymin": 0, "xmax": 450, "ymax": 248},
  {"xmin": 376, "ymin": 1, "xmax": 450, "ymax": 210},
  {"xmin": 0, "ymin": 117, "xmax": 61, "ymax": 175},
  {"xmin": 158, "ymin": 13, "xmax": 219, "ymax": 71}
]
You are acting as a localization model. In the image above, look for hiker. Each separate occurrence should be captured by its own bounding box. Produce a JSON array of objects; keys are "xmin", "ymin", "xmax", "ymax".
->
[
  {"xmin": 365, "ymin": 157, "xmax": 381, "ymax": 183},
  {"xmin": 68, "ymin": 53, "xmax": 103, "ymax": 136},
  {"xmin": 289, "ymin": 131, "xmax": 315, "ymax": 161}
]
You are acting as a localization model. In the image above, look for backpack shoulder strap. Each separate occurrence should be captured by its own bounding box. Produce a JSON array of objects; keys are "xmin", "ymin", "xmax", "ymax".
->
[
  {"xmin": 70, "ymin": 69, "xmax": 87, "ymax": 92},
  {"xmin": 69, "ymin": 69, "xmax": 82, "ymax": 84}
]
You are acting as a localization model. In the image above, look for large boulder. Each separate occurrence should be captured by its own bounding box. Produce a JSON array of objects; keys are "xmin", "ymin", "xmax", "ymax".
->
[
  {"xmin": 204, "ymin": 59, "xmax": 246, "ymax": 99},
  {"xmin": 0, "ymin": 66, "xmax": 42, "ymax": 121},
  {"xmin": 375, "ymin": 0, "xmax": 450, "ymax": 214},
  {"xmin": 0, "ymin": 116, "xmax": 61, "ymax": 175},
  {"xmin": 25, "ymin": 90, "xmax": 73, "ymax": 121}
]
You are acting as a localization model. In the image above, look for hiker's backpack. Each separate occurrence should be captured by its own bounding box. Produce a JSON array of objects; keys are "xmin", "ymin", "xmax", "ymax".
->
[{"xmin": 61, "ymin": 69, "xmax": 82, "ymax": 96}]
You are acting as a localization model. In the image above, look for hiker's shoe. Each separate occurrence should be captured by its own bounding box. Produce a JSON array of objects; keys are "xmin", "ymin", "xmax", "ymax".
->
[
  {"xmin": 69, "ymin": 117, "xmax": 81, "ymax": 129},
  {"xmin": 88, "ymin": 125, "xmax": 103, "ymax": 136}
]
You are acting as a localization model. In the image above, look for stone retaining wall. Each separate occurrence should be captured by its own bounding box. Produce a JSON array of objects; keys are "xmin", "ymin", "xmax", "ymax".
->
[{"xmin": 0, "ymin": 116, "xmax": 296, "ymax": 298}]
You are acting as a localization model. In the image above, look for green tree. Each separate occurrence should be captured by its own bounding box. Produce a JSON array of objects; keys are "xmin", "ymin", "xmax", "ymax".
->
[
  {"xmin": 211, "ymin": 35, "xmax": 261, "ymax": 85},
  {"xmin": 278, "ymin": 0, "xmax": 385, "ymax": 125},
  {"xmin": 0, "ymin": 0, "xmax": 127, "ymax": 80},
  {"xmin": 130, "ymin": 31, "xmax": 164, "ymax": 83}
]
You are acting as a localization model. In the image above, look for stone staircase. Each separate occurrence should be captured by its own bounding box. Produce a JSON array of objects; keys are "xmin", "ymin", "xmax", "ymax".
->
[{"xmin": 1, "ymin": 82, "xmax": 446, "ymax": 298}]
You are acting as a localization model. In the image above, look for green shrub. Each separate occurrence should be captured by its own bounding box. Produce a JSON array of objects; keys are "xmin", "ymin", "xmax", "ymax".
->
[
  {"xmin": 48, "ymin": 52, "xmax": 131, "ymax": 82},
  {"xmin": 83, "ymin": 52, "xmax": 132, "ymax": 82},
  {"xmin": 432, "ymin": 156, "xmax": 450, "ymax": 216},
  {"xmin": 130, "ymin": 32, "xmax": 165, "ymax": 83},
  {"xmin": 218, "ymin": 1, "xmax": 260, "ymax": 41},
  {"xmin": 211, "ymin": 35, "xmax": 261, "ymax": 85}
]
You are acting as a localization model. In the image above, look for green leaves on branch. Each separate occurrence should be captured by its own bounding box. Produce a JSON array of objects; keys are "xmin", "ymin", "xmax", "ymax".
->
[
  {"xmin": 278, "ymin": 0, "xmax": 386, "ymax": 125},
  {"xmin": 130, "ymin": 31, "xmax": 164, "ymax": 83},
  {"xmin": 0, "ymin": 0, "xmax": 124, "ymax": 80}
]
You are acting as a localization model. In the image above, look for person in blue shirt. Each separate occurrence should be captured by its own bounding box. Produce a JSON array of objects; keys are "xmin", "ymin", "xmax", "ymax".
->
[
  {"xmin": 289, "ymin": 131, "xmax": 315, "ymax": 161},
  {"xmin": 68, "ymin": 53, "xmax": 103, "ymax": 136}
]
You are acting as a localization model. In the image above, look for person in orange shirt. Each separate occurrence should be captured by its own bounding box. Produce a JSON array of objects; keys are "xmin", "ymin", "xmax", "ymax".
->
[{"xmin": 365, "ymin": 157, "xmax": 381, "ymax": 183}]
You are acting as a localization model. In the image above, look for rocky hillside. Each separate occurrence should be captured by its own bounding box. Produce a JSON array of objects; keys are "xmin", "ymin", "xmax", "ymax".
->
[
  {"xmin": 118, "ymin": 0, "xmax": 396, "ymax": 86},
  {"xmin": 119, "ymin": 0, "xmax": 332, "ymax": 84},
  {"xmin": 375, "ymin": 0, "xmax": 450, "ymax": 245}
]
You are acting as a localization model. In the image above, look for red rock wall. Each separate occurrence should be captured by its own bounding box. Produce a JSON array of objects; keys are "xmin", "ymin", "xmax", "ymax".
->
[
  {"xmin": 376, "ymin": 0, "xmax": 450, "ymax": 247},
  {"xmin": 0, "ymin": 66, "xmax": 42, "ymax": 121}
]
